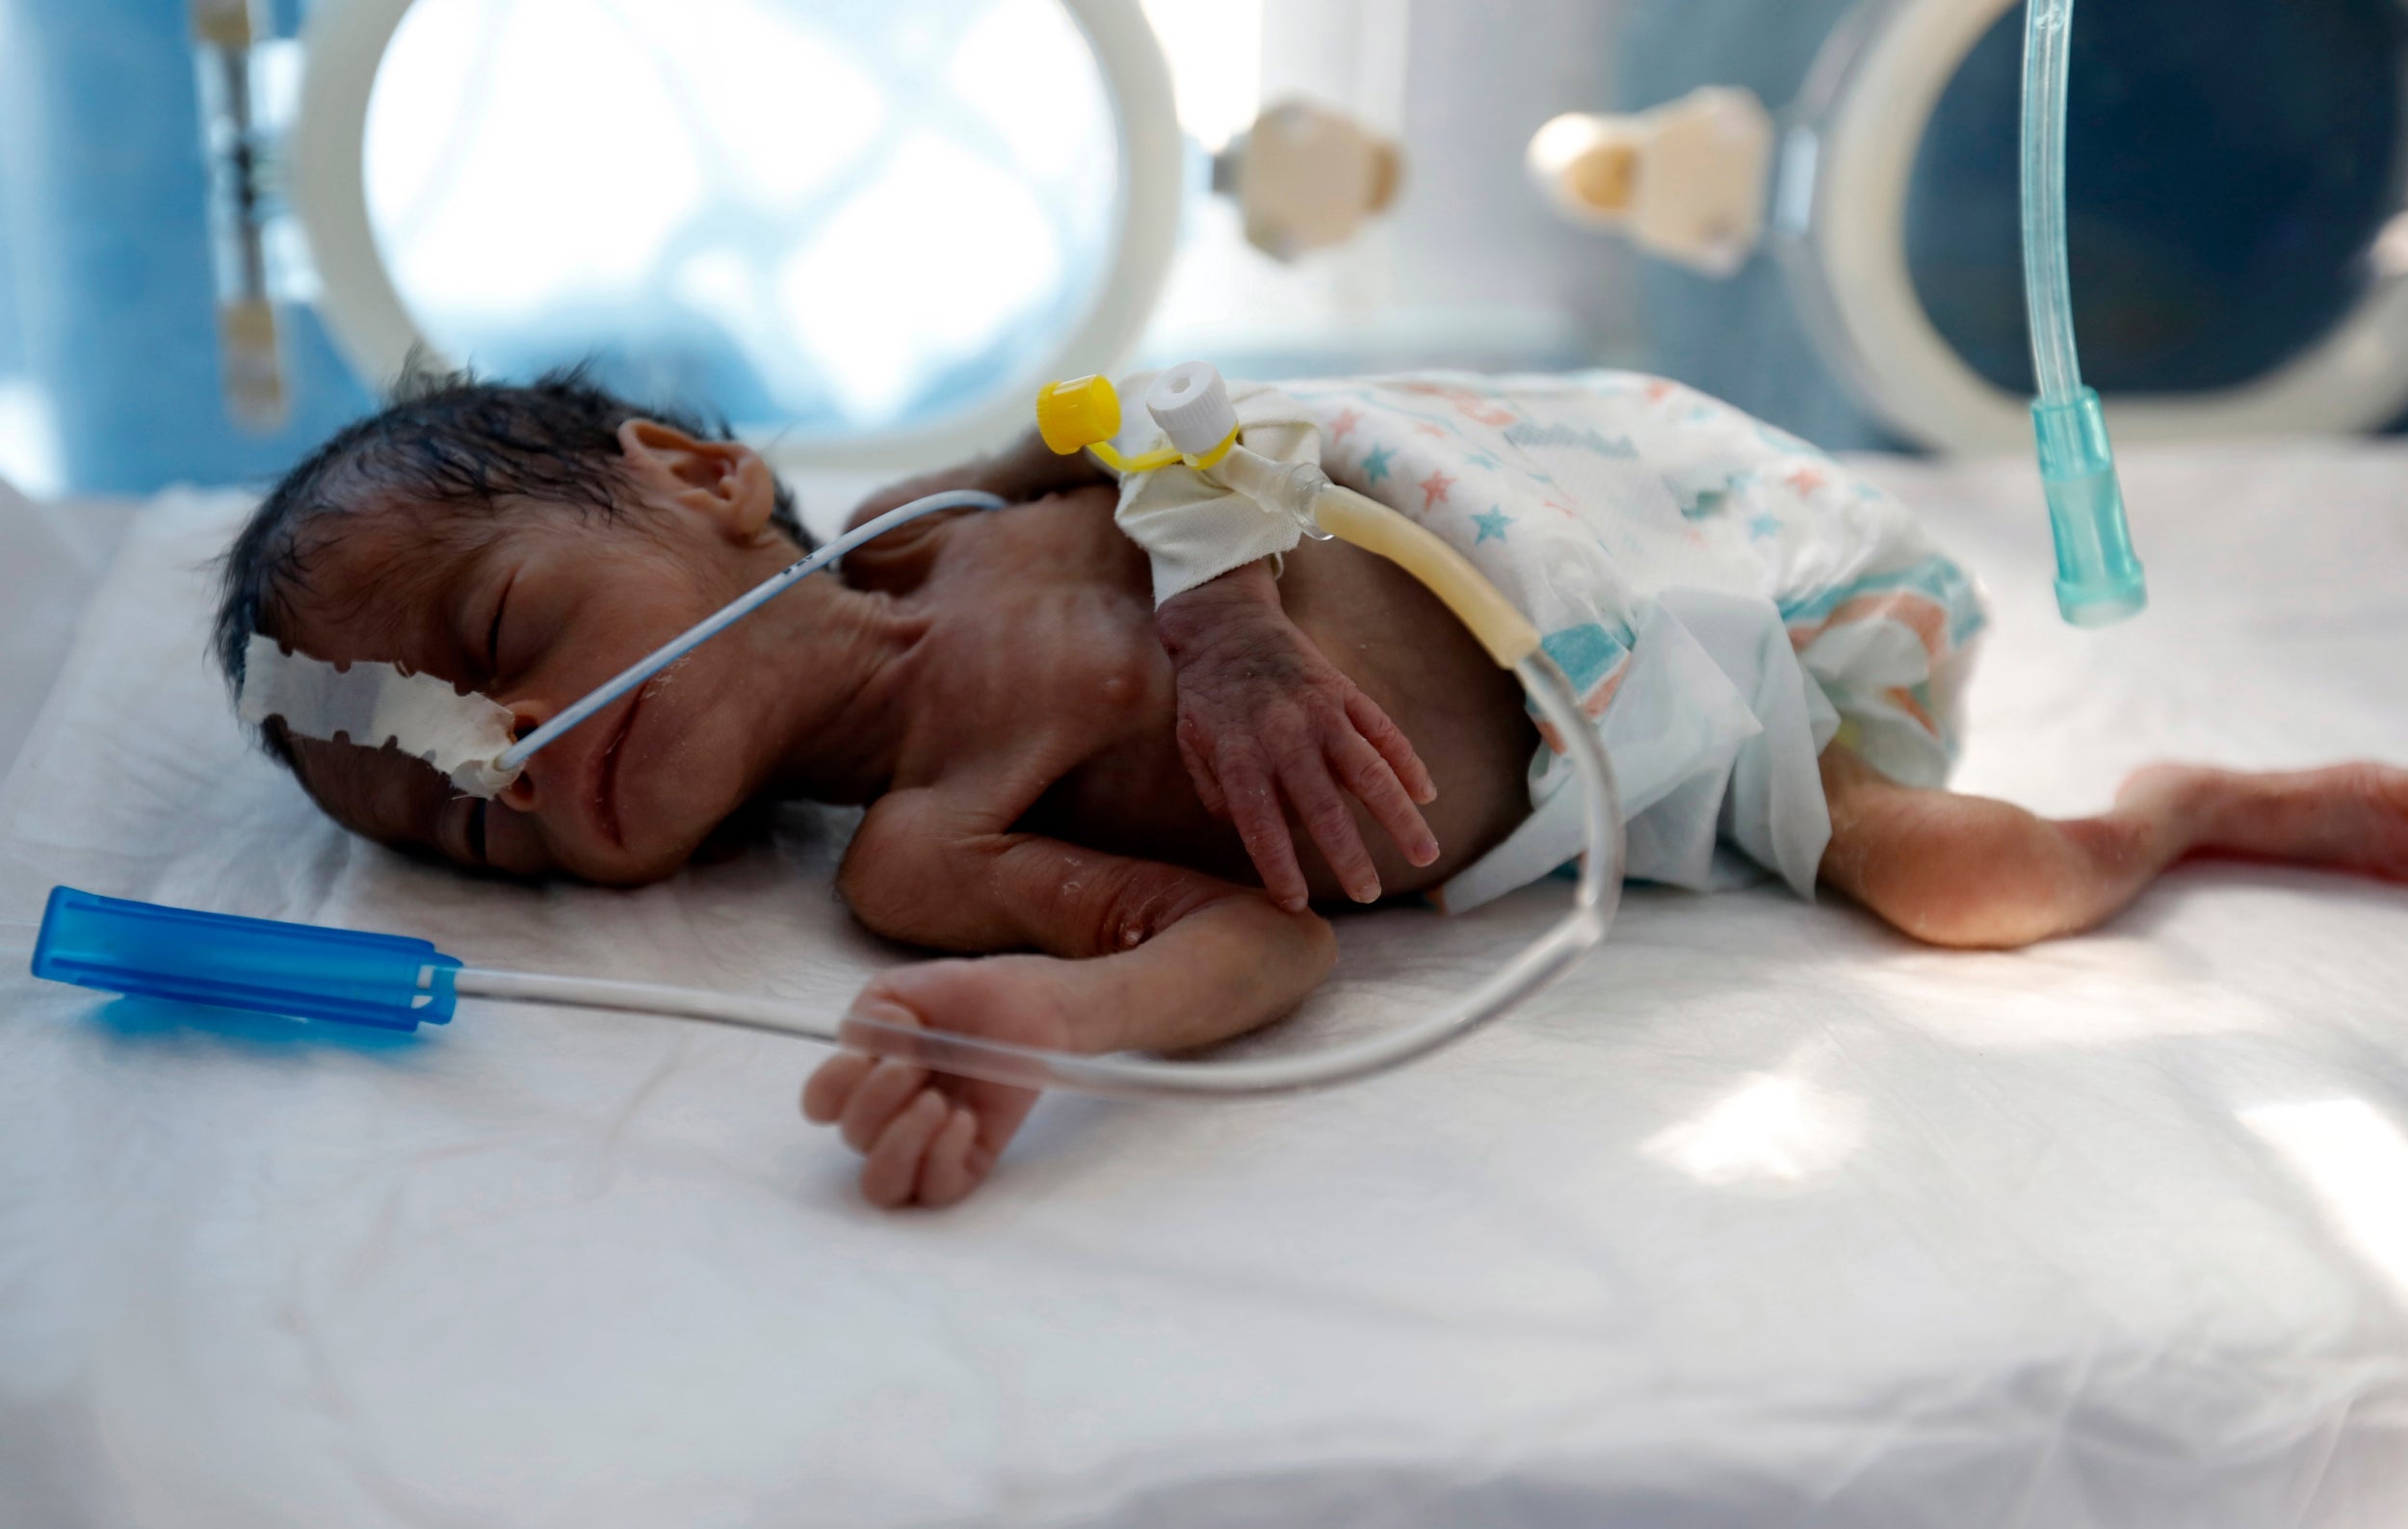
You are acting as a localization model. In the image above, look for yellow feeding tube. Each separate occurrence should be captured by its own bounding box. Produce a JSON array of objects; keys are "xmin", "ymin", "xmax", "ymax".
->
[
  {"xmin": 1307, "ymin": 485, "xmax": 1540, "ymax": 669},
  {"xmin": 1034, "ymin": 373, "xmax": 1540, "ymax": 668}
]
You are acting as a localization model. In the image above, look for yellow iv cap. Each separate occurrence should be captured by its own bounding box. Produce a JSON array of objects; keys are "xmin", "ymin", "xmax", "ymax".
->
[{"xmin": 1036, "ymin": 375, "xmax": 1121, "ymax": 456}]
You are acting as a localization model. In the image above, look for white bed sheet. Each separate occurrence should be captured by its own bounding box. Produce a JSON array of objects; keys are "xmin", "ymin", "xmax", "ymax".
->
[
  {"xmin": 4, "ymin": 444, "xmax": 2408, "ymax": 1528},
  {"xmin": 0, "ymin": 477, "xmax": 136, "ymax": 779}
]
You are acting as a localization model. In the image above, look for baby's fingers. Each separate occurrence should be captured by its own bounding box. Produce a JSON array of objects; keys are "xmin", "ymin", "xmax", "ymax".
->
[
  {"xmin": 801, "ymin": 1054, "xmax": 872, "ymax": 1124},
  {"xmin": 1345, "ymin": 691, "xmax": 1437, "ymax": 805},
  {"xmin": 1281, "ymin": 754, "xmax": 1382, "ymax": 904},
  {"xmin": 860, "ymin": 1091, "xmax": 951, "ymax": 1208},
  {"xmin": 1223, "ymin": 756, "xmax": 1312, "ymax": 911},
  {"xmin": 914, "ymin": 1104, "xmax": 989, "ymax": 1207},
  {"xmin": 1176, "ymin": 713, "xmax": 1229, "ymax": 819},
  {"xmin": 1330, "ymin": 729, "xmax": 1439, "ymax": 868},
  {"xmin": 839, "ymin": 1055, "xmax": 932, "ymax": 1152}
]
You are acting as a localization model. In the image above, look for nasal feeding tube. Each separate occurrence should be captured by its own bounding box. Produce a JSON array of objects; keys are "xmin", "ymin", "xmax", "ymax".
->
[
  {"xmin": 19, "ymin": 365, "xmax": 1623, "ymax": 1099},
  {"xmin": 2023, "ymin": 0, "xmax": 2146, "ymax": 625}
]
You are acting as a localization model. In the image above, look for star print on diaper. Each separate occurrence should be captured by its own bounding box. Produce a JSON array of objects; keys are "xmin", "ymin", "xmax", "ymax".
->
[
  {"xmin": 1360, "ymin": 443, "xmax": 1395, "ymax": 485},
  {"xmin": 1418, "ymin": 469, "xmax": 1455, "ymax": 511},
  {"xmin": 1473, "ymin": 507, "xmax": 1513, "ymax": 543}
]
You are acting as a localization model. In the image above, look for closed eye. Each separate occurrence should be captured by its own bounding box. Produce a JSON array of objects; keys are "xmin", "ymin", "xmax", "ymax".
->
[{"xmin": 486, "ymin": 572, "xmax": 516, "ymax": 674}]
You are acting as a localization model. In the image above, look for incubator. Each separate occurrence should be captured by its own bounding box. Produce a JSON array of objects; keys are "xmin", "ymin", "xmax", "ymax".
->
[{"xmin": 7, "ymin": 0, "xmax": 2159, "ymax": 1090}]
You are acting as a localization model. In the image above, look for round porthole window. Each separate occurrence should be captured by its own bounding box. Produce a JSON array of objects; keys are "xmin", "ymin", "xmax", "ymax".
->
[
  {"xmin": 1794, "ymin": 0, "xmax": 2408, "ymax": 448},
  {"xmin": 292, "ymin": 0, "xmax": 1183, "ymax": 465},
  {"xmin": 1905, "ymin": 0, "xmax": 2408, "ymax": 398}
]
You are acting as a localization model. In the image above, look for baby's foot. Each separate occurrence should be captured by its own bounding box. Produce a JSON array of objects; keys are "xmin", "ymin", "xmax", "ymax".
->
[
  {"xmin": 2120, "ymin": 761, "xmax": 2408, "ymax": 882},
  {"xmin": 800, "ymin": 956, "xmax": 1079, "ymax": 1208}
]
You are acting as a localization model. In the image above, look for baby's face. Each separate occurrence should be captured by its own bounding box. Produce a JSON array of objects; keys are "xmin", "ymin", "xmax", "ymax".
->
[{"xmin": 274, "ymin": 481, "xmax": 802, "ymax": 883}]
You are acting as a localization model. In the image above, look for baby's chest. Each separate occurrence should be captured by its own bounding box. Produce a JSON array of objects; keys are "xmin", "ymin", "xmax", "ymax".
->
[
  {"xmin": 907, "ymin": 579, "xmax": 1174, "ymax": 781},
  {"xmin": 913, "ymin": 595, "xmax": 1234, "ymax": 863}
]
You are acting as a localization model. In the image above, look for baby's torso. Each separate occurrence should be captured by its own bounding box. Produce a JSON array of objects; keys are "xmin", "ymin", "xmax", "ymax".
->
[{"xmin": 880, "ymin": 488, "xmax": 1533, "ymax": 902}]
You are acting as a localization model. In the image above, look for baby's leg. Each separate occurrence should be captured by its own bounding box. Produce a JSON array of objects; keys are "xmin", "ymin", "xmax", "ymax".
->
[
  {"xmin": 1819, "ymin": 746, "xmax": 2408, "ymax": 949},
  {"xmin": 802, "ymin": 895, "xmax": 1334, "ymax": 1207}
]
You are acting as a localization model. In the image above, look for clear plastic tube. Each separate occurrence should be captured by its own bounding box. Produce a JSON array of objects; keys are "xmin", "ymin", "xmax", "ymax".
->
[
  {"xmin": 459, "ymin": 435, "xmax": 1625, "ymax": 1095},
  {"xmin": 500, "ymin": 488, "xmax": 1008, "ymax": 771},
  {"xmin": 2021, "ymin": 0, "xmax": 2081, "ymax": 406},
  {"xmin": 445, "ymin": 462, "xmax": 1624, "ymax": 1099},
  {"xmin": 452, "ymin": 648, "xmax": 1620, "ymax": 1099}
]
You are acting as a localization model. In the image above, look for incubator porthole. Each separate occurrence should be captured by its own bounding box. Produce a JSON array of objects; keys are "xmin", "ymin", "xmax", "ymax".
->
[
  {"xmin": 1903, "ymin": 0, "xmax": 2408, "ymax": 398},
  {"xmin": 359, "ymin": 0, "xmax": 1120, "ymax": 440}
]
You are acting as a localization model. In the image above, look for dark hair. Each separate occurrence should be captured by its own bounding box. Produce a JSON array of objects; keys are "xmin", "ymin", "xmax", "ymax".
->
[{"xmin": 211, "ymin": 364, "xmax": 805, "ymax": 703}]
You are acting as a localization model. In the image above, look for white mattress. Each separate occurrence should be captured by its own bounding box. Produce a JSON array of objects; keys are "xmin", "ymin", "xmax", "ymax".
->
[{"xmin": 4, "ymin": 444, "xmax": 2408, "ymax": 1528}]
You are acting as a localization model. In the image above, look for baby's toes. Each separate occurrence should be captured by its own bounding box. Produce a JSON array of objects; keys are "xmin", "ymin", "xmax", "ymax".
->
[
  {"xmin": 839, "ymin": 1058, "xmax": 932, "ymax": 1152},
  {"xmin": 859, "ymin": 1090, "xmax": 951, "ymax": 1209},
  {"xmin": 800, "ymin": 1053, "xmax": 872, "ymax": 1124}
]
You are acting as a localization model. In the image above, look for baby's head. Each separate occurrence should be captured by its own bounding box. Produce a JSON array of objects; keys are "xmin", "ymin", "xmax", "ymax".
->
[{"xmin": 216, "ymin": 368, "xmax": 815, "ymax": 883}]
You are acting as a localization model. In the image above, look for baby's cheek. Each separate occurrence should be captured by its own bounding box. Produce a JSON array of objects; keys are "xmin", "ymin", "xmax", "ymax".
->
[{"xmin": 483, "ymin": 803, "xmax": 558, "ymax": 877}]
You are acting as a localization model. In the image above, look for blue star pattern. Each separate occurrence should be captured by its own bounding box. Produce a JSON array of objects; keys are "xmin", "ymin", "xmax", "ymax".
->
[
  {"xmin": 1504, "ymin": 421, "xmax": 1637, "ymax": 459},
  {"xmin": 1746, "ymin": 513, "xmax": 1784, "ymax": 540},
  {"xmin": 1360, "ymin": 443, "xmax": 1395, "ymax": 485},
  {"xmin": 1473, "ymin": 507, "xmax": 1513, "ymax": 543}
]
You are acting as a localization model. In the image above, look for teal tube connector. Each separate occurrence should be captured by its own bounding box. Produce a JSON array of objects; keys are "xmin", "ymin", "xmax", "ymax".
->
[
  {"xmin": 2031, "ymin": 388, "xmax": 2147, "ymax": 626},
  {"xmin": 2023, "ymin": 0, "xmax": 2144, "ymax": 627}
]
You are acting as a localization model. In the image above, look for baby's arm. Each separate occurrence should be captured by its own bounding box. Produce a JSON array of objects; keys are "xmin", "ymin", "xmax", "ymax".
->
[
  {"xmin": 805, "ymin": 786, "xmax": 1336, "ymax": 1207},
  {"xmin": 1158, "ymin": 559, "xmax": 1438, "ymax": 909}
]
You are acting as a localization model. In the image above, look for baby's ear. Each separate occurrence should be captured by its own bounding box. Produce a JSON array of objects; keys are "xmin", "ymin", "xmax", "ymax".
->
[{"xmin": 617, "ymin": 418, "xmax": 777, "ymax": 543}]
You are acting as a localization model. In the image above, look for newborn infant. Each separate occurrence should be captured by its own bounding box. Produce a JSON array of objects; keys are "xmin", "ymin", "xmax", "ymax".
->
[{"xmin": 216, "ymin": 369, "xmax": 2408, "ymax": 1207}]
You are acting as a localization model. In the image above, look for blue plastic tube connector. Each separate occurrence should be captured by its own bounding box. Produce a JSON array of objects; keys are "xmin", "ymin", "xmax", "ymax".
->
[{"xmin": 32, "ymin": 886, "xmax": 460, "ymax": 1030}]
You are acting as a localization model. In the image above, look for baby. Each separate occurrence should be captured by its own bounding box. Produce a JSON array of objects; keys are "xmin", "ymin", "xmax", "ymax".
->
[{"xmin": 216, "ymin": 368, "xmax": 2408, "ymax": 1207}]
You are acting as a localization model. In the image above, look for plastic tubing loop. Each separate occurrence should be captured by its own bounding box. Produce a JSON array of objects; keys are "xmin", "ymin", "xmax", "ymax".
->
[
  {"xmin": 499, "ymin": 488, "xmax": 1009, "ymax": 771},
  {"xmin": 452, "ymin": 487, "xmax": 1626, "ymax": 1099}
]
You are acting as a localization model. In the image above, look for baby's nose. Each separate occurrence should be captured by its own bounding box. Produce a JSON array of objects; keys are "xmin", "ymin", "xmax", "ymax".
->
[{"xmin": 494, "ymin": 701, "xmax": 554, "ymax": 813}]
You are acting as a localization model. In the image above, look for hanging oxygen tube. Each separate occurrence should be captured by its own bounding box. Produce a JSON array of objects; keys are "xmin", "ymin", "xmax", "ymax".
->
[
  {"xmin": 2024, "ymin": 0, "xmax": 2146, "ymax": 625},
  {"xmin": 14, "ymin": 363, "xmax": 1623, "ymax": 1100}
]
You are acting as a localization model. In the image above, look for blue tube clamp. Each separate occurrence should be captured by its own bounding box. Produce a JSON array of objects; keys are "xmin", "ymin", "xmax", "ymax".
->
[{"xmin": 32, "ymin": 886, "xmax": 459, "ymax": 1030}]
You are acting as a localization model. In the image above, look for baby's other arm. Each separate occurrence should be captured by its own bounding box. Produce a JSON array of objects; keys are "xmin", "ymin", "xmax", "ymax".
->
[
  {"xmin": 1157, "ymin": 558, "xmax": 1438, "ymax": 911},
  {"xmin": 811, "ymin": 784, "xmax": 1335, "ymax": 1205}
]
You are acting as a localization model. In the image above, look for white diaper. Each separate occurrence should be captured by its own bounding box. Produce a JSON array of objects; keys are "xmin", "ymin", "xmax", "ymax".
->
[{"xmin": 1109, "ymin": 371, "xmax": 1989, "ymax": 912}]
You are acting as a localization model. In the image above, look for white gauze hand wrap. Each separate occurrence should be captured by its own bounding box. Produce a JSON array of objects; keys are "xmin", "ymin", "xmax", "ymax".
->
[{"xmin": 237, "ymin": 634, "xmax": 523, "ymax": 797}]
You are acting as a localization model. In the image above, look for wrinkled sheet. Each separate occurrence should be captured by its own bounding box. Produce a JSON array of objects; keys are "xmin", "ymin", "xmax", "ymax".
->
[{"xmin": 4, "ymin": 445, "xmax": 2408, "ymax": 1528}]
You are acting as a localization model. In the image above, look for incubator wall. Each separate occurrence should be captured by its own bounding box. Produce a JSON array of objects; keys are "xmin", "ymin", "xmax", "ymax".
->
[
  {"xmin": 0, "ymin": 0, "xmax": 373, "ymax": 495},
  {"xmin": 0, "ymin": 0, "xmax": 1640, "ymax": 496}
]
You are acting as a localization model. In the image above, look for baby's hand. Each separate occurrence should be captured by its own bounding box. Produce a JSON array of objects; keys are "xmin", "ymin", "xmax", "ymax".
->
[{"xmin": 1158, "ymin": 561, "xmax": 1439, "ymax": 909}]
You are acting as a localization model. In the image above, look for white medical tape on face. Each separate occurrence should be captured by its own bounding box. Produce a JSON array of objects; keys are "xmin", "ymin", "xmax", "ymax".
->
[{"xmin": 238, "ymin": 634, "xmax": 523, "ymax": 797}]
